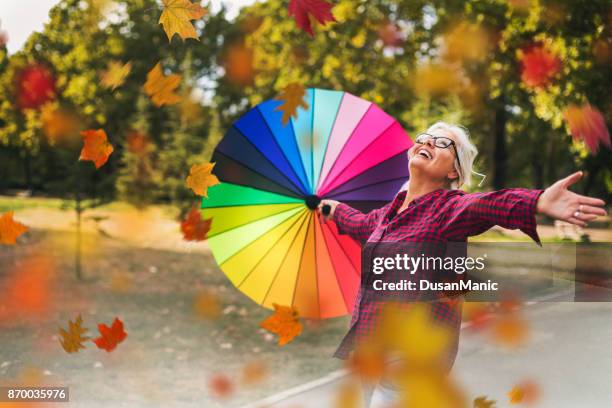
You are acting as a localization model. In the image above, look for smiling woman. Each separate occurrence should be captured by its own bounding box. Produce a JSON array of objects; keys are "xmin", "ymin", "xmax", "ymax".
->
[{"xmin": 317, "ymin": 121, "xmax": 607, "ymax": 408}]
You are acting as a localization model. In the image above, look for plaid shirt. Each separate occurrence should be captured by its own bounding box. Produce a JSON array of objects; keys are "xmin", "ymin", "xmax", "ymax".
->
[{"xmin": 332, "ymin": 187, "xmax": 544, "ymax": 361}]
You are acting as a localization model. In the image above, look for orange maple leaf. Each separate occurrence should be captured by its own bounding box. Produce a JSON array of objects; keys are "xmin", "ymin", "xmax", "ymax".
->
[
  {"xmin": 563, "ymin": 103, "xmax": 611, "ymax": 154},
  {"xmin": 181, "ymin": 205, "xmax": 212, "ymax": 241},
  {"xmin": 274, "ymin": 83, "xmax": 309, "ymax": 125},
  {"xmin": 192, "ymin": 289, "xmax": 221, "ymax": 319},
  {"xmin": 93, "ymin": 317, "xmax": 127, "ymax": 352},
  {"xmin": 185, "ymin": 162, "xmax": 220, "ymax": 197},
  {"xmin": 241, "ymin": 359, "xmax": 268, "ymax": 385},
  {"xmin": 79, "ymin": 129, "xmax": 114, "ymax": 169},
  {"xmin": 59, "ymin": 314, "xmax": 90, "ymax": 354},
  {"xmin": 259, "ymin": 303, "xmax": 303, "ymax": 346},
  {"xmin": 491, "ymin": 313, "xmax": 529, "ymax": 348},
  {"xmin": 143, "ymin": 63, "xmax": 182, "ymax": 107},
  {"xmin": 159, "ymin": 0, "xmax": 206, "ymax": 42},
  {"xmin": 288, "ymin": 0, "xmax": 336, "ymax": 36},
  {"xmin": 508, "ymin": 380, "xmax": 540, "ymax": 405},
  {"xmin": 0, "ymin": 211, "xmax": 28, "ymax": 245},
  {"xmin": 100, "ymin": 60, "xmax": 132, "ymax": 90},
  {"xmin": 474, "ymin": 395, "xmax": 497, "ymax": 408}
]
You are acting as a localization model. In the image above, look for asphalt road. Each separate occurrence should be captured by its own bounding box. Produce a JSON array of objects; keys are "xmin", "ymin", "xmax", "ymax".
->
[{"xmin": 257, "ymin": 301, "xmax": 612, "ymax": 408}]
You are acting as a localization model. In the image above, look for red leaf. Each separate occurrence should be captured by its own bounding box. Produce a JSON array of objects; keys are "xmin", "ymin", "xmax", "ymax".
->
[
  {"xmin": 181, "ymin": 205, "xmax": 212, "ymax": 241},
  {"xmin": 563, "ymin": 103, "xmax": 611, "ymax": 154},
  {"xmin": 519, "ymin": 44, "xmax": 561, "ymax": 88},
  {"xmin": 93, "ymin": 317, "xmax": 127, "ymax": 352},
  {"xmin": 288, "ymin": 0, "xmax": 336, "ymax": 36},
  {"xmin": 208, "ymin": 373, "xmax": 234, "ymax": 398},
  {"xmin": 15, "ymin": 63, "xmax": 56, "ymax": 110}
]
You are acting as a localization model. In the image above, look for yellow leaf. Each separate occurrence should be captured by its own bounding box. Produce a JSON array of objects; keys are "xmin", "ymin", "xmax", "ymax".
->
[
  {"xmin": 101, "ymin": 60, "xmax": 132, "ymax": 90},
  {"xmin": 59, "ymin": 314, "xmax": 90, "ymax": 353},
  {"xmin": 274, "ymin": 83, "xmax": 309, "ymax": 125},
  {"xmin": 0, "ymin": 211, "xmax": 28, "ymax": 245},
  {"xmin": 159, "ymin": 0, "xmax": 206, "ymax": 42},
  {"xmin": 185, "ymin": 162, "xmax": 220, "ymax": 197},
  {"xmin": 143, "ymin": 63, "xmax": 182, "ymax": 107},
  {"xmin": 474, "ymin": 395, "xmax": 497, "ymax": 408}
]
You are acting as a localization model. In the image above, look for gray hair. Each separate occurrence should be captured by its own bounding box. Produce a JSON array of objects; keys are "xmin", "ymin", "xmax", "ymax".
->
[{"xmin": 425, "ymin": 121, "xmax": 482, "ymax": 189}]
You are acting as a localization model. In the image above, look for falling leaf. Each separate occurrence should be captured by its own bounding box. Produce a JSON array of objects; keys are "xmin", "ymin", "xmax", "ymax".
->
[
  {"xmin": 0, "ymin": 211, "xmax": 28, "ymax": 245},
  {"xmin": 379, "ymin": 303, "xmax": 452, "ymax": 366},
  {"xmin": 126, "ymin": 130, "xmax": 151, "ymax": 156},
  {"xmin": 335, "ymin": 380, "xmax": 362, "ymax": 408},
  {"xmin": 259, "ymin": 303, "xmax": 303, "ymax": 346},
  {"xmin": 274, "ymin": 83, "xmax": 309, "ymax": 125},
  {"xmin": 143, "ymin": 63, "xmax": 182, "ymax": 107},
  {"xmin": 193, "ymin": 289, "xmax": 221, "ymax": 319},
  {"xmin": 442, "ymin": 22, "xmax": 492, "ymax": 63},
  {"xmin": 399, "ymin": 369, "xmax": 468, "ymax": 408},
  {"xmin": 101, "ymin": 60, "xmax": 132, "ymax": 90},
  {"xmin": 491, "ymin": 313, "xmax": 529, "ymax": 348},
  {"xmin": 562, "ymin": 103, "xmax": 611, "ymax": 154},
  {"xmin": 222, "ymin": 43, "xmax": 254, "ymax": 86},
  {"xmin": 288, "ymin": 0, "xmax": 336, "ymax": 36},
  {"xmin": 181, "ymin": 205, "xmax": 212, "ymax": 241},
  {"xmin": 110, "ymin": 272, "xmax": 132, "ymax": 292},
  {"xmin": 93, "ymin": 317, "xmax": 127, "ymax": 352},
  {"xmin": 208, "ymin": 373, "xmax": 234, "ymax": 399},
  {"xmin": 508, "ymin": 380, "xmax": 540, "ymax": 405},
  {"xmin": 377, "ymin": 20, "xmax": 403, "ymax": 48},
  {"xmin": 0, "ymin": 256, "xmax": 55, "ymax": 324},
  {"xmin": 412, "ymin": 64, "xmax": 463, "ymax": 97},
  {"xmin": 159, "ymin": 0, "xmax": 206, "ymax": 42},
  {"xmin": 346, "ymin": 342, "xmax": 385, "ymax": 384},
  {"xmin": 15, "ymin": 63, "xmax": 56, "ymax": 110},
  {"xmin": 186, "ymin": 162, "xmax": 220, "ymax": 197},
  {"xmin": 474, "ymin": 395, "xmax": 497, "ymax": 408},
  {"xmin": 518, "ymin": 43, "xmax": 561, "ymax": 88},
  {"xmin": 40, "ymin": 103, "xmax": 83, "ymax": 142},
  {"xmin": 59, "ymin": 314, "xmax": 90, "ymax": 353},
  {"xmin": 241, "ymin": 359, "xmax": 268, "ymax": 385},
  {"xmin": 79, "ymin": 129, "xmax": 114, "ymax": 169}
]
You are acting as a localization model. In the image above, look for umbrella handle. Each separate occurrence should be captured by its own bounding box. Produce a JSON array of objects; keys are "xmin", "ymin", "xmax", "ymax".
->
[{"xmin": 321, "ymin": 204, "xmax": 331, "ymax": 216}]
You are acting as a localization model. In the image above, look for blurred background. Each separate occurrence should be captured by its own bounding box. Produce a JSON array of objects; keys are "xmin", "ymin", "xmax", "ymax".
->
[{"xmin": 0, "ymin": 0, "xmax": 610, "ymax": 407}]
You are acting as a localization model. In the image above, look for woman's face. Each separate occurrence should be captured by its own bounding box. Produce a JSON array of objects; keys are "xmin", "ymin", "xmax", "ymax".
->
[{"xmin": 408, "ymin": 128, "xmax": 460, "ymax": 186}]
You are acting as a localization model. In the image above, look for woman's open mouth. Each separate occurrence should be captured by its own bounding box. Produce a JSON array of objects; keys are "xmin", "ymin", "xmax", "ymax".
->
[{"xmin": 416, "ymin": 148, "xmax": 433, "ymax": 160}]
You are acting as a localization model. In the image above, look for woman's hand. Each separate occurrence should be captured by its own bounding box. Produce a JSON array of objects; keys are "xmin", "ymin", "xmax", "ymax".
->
[
  {"xmin": 317, "ymin": 199, "xmax": 340, "ymax": 223},
  {"xmin": 536, "ymin": 171, "xmax": 607, "ymax": 227}
]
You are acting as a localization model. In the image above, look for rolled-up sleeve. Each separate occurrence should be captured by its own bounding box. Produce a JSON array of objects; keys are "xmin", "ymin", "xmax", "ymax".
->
[
  {"xmin": 442, "ymin": 189, "xmax": 544, "ymax": 245},
  {"xmin": 333, "ymin": 202, "xmax": 390, "ymax": 244}
]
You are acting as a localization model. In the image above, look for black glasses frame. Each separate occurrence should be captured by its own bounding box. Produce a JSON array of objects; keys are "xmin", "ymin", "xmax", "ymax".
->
[{"xmin": 414, "ymin": 132, "xmax": 462, "ymax": 172}]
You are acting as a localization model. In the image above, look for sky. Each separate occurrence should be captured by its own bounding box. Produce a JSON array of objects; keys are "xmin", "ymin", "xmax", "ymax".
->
[{"xmin": 0, "ymin": 0, "xmax": 256, "ymax": 54}]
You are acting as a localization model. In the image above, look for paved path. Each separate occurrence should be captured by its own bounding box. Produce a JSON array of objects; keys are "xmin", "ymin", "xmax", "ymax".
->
[{"xmin": 249, "ymin": 301, "xmax": 612, "ymax": 408}]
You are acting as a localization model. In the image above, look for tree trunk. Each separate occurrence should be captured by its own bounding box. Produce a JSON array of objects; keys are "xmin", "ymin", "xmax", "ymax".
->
[{"xmin": 493, "ymin": 97, "xmax": 507, "ymax": 190}]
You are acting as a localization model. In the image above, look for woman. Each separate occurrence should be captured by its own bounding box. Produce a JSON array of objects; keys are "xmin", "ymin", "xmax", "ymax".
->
[{"xmin": 317, "ymin": 121, "xmax": 607, "ymax": 407}]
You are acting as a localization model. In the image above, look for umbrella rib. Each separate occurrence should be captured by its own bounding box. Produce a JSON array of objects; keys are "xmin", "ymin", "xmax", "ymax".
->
[
  {"xmin": 230, "ymin": 125, "xmax": 308, "ymax": 196},
  {"xmin": 318, "ymin": 219, "xmax": 352, "ymax": 312},
  {"xmin": 321, "ymin": 221, "xmax": 361, "ymax": 276},
  {"xmin": 260, "ymin": 212, "xmax": 310, "ymax": 307},
  {"xmin": 324, "ymin": 176, "xmax": 408, "ymax": 199},
  {"xmin": 290, "ymin": 213, "xmax": 314, "ymax": 309},
  {"xmin": 235, "ymin": 209, "xmax": 309, "ymax": 289},
  {"xmin": 315, "ymin": 103, "xmax": 374, "ymax": 192},
  {"xmin": 255, "ymin": 106, "xmax": 310, "ymax": 195},
  {"xmin": 318, "ymin": 120, "xmax": 397, "ymax": 195},
  {"xmin": 212, "ymin": 151, "xmax": 302, "ymax": 199},
  {"xmin": 205, "ymin": 204, "xmax": 304, "ymax": 239},
  {"xmin": 309, "ymin": 89, "xmax": 315, "ymax": 192},
  {"xmin": 313, "ymin": 91, "xmax": 344, "ymax": 194}
]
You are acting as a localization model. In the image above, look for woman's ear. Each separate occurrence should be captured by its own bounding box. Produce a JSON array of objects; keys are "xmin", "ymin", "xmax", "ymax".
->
[{"xmin": 447, "ymin": 168, "xmax": 460, "ymax": 183}]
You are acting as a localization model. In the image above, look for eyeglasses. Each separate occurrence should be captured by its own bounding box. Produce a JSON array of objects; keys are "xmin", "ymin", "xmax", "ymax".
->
[{"xmin": 414, "ymin": 132, "xmax": 462, "ymax": 172}]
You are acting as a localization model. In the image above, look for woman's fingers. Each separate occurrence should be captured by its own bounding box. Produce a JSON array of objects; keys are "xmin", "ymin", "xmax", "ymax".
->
[
  {"xmin": 560, "ymin": 171, "xmax": 583, "ymax": 188},
  {"xmin": 577, "ymin": 195, "xmax": 606, "ymax": 207},
  {"xmin": 574, "ymin": 213, "xmax": 598, "ymax": 221},
  {"xmin": 567, "ymin": 216, "xmax": 587, "ymax": 227},
  {"xmin": 579, "ymin": 204, "xmax": 607, "ymax": 216}
]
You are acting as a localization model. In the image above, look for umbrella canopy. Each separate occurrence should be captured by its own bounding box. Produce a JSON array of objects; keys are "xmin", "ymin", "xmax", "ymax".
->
[{"xmin": 202, "ymin": 88, "xmax": 413, "ymax": 319}]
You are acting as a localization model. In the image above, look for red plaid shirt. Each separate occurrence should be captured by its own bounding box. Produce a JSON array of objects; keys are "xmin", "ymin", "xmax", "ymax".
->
[{"xmin": 332, "ymin": 187, "xmax": 544, "ymax": 362}]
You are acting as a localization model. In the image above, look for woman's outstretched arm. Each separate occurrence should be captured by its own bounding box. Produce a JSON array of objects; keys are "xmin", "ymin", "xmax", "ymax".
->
[
  {"xmin": 317, "ymin": 199, "xmax": 391, "ymax": 244},
  {"xmin": 442, "ymin": 171, "xmax": 607, "ymax": 244}
]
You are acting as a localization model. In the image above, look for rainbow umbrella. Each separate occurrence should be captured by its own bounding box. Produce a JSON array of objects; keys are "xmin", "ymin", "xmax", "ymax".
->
[{"xmin": 202, "ymin": 88, "xmax": 413, "ymax": 319}]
